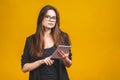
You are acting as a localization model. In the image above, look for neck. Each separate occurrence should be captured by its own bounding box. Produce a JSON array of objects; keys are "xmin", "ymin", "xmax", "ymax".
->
[{"xmin": 44, "ymin": 28, "xmax": 51, "ymax": 37}]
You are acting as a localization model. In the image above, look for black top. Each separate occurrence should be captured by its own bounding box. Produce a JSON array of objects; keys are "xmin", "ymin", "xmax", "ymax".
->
[{"xmin": 21, "ymin": 35, "xmax": 72, "ymax": 80}]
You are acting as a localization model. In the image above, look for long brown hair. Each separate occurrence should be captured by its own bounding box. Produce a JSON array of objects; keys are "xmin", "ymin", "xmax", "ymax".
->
[{"xmin": 30, "ymin": 5, "xmax": 71, "ymax": 57}]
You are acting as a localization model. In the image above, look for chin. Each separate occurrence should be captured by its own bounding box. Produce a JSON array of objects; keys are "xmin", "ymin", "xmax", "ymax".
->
[{"xmin": 48, "ymin": 26, "xmax": 55, "ymax": 29}]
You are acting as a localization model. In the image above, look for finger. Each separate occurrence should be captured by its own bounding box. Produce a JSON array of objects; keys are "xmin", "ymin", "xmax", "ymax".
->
[
  {"xmin": 49, "ymin": 60, "xmax": 54, "ymax": 65},
  {"xmin": 66, "ymin": 50, "xmax": 69, "ymax": 53},
  {"xmin": 58, "ymin": 50, "xmax": 69, "ymax": 59},
  {"xmin": 61, "ymin": 50, "xmax": 69, "ymax": 54},
  {"xmin": 60, "ymin": 50, "xmax": 69, "ymax": 57},
  {"xmin": 57, "ymin": 51, "xmax": 65, "ymax": 58},
  {"xmin": 58, "ymin": 50, "xmax": 64, "ymax": 56},
  {"xmin": 47, "ymin": 58, "xmax": 52, "ymax": 66},
  {"xmin": 57, "ymin": 51, "xmax": 63, "ymax": 57},
  {"xmin": 49, "ymin": 56, "xmax": 52, "ymax": 58},
  {"xmin": 45, "ymin": 57, "xmax": 51, "ymax": 65},
  {"xmin": 46, "ymin": 57, "xmax": 54, "ymax": 65},
  {"xmin": 44, "ymin": 59, "xmax": 49, "ymax": 65}
]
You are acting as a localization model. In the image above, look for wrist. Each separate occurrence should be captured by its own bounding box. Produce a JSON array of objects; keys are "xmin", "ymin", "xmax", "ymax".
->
[
  {"xmin": 39, "ymin": 60, "xmax": 44, "ymax": 65},
  {"xmin": 62, "ymin": 57, "xmax": 69, "ymax": 62}
]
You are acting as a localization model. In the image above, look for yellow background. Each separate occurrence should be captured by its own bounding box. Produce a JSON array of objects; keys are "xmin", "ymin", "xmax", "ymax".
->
[{"xmin": 0, "ymin": 0, "xmax": 120, "ymax": 80}]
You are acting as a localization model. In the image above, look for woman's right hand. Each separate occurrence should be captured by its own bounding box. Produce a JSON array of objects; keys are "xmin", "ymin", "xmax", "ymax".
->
[{"xmin": 43, "ymin": 56, "xmax": 54, "ymax": 66}]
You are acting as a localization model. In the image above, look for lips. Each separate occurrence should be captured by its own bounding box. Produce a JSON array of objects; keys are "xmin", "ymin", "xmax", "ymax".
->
[{"xmin": 48, "ymin": 23, "xmax": 54, "ymax": 26}]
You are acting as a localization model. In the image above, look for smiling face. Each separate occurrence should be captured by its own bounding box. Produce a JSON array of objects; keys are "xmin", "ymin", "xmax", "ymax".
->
[{"xmin": 42, "ymin": 9, "xmax": 56, "ymax": 29}]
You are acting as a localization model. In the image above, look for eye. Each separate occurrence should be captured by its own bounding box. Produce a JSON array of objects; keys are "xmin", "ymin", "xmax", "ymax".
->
[
  {"xmin": 52, "ymin": 16, "xmax": 56, "ymax": 19},
  {"xmin": 44, "ymin": 15, "xmax": 56, "ymax": 21},
  {"xmin": 44, "ymin": 15, "xmax": 50, "ymax": 18}
]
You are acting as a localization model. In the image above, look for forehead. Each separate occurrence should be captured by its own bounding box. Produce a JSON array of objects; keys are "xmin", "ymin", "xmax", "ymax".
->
[{"xmin": 45, "ymin": 10, "xmax": 56, "ymax": 16}]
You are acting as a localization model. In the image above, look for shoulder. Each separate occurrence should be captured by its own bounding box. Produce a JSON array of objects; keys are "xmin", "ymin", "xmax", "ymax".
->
[
  {"xmin": 26, "ymin": 34, "xmax": 35, "ymax": 41},
  {"xmin": 25, "ymin": 34, "xmax": 35, "ymax": 45},
  {"xmin": 61, "ymin": 31, "xmax": 69, "ymax": 38},
  {"xmin": 61, "ymin": 31, "xmax": 71, "ymax": 45}
]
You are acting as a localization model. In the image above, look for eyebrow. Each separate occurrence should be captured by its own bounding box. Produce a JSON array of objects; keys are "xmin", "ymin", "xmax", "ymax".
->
[{"xmin": 45, "ymin": 15, "xmax": 56, "ymax": 17}]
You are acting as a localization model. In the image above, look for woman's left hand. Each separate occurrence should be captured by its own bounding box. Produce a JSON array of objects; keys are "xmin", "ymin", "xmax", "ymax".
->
[
  {"xmin": 57, "ymin": 50, "xmax": 72, "ymax": 67},
  {"xmin": 57, "ymin": 50, "xmax": 69, "ymax": 60}
]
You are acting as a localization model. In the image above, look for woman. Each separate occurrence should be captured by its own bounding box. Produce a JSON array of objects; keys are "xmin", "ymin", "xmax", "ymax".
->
[{"xmin": 21, "ymin": 5, "xmax": 72, "ymax": 80}]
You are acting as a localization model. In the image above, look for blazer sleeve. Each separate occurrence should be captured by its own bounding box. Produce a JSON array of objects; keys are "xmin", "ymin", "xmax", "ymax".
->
[
  {"xmin": 69, "ymin": 50, "xmax": 72, "ymax": 60},
  {"xmin": 63, "ymin": 33, "xmax": 72, "ymax": 60},
  {"xmin": 21, "ymin": 38, "xmax": 31, "ymax": 68}
]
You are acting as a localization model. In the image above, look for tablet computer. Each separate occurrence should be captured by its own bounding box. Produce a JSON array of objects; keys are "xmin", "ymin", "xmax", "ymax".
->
[{"xmin": 51, "ymin": 45, "xmax": 71, "ymax": 59}]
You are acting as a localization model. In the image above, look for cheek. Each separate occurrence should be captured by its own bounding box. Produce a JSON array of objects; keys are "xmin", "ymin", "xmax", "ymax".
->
[
  {"xmin": 53, "ymin": 22, "xmax": 56, "ymax": 26},
  {"xmin": 53, "ymin": 21, "xmax": 56, "ymax": 26},
  {"xmin": 42, "ymin": 20, "xmax": 47, "ymax": 26}
]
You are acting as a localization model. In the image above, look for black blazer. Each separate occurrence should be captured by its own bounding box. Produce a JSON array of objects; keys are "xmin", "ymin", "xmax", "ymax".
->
[{"xmin": 21, "ymin": 35, "xmax": 72, "ymax": 80}]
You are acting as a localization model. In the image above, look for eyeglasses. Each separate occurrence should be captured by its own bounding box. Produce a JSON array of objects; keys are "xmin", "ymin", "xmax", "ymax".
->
[{"xmin": 44, "ymin": 15, "xmax": 56, "ymax": 21}]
